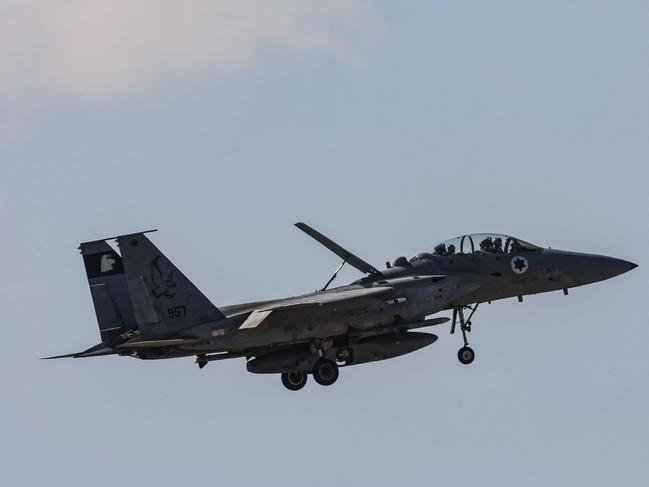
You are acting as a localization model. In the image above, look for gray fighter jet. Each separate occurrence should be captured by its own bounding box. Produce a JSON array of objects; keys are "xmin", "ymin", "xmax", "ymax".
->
[{"xmin": 45, "ymin": 224, "xmax": 637, "ymax": 390}]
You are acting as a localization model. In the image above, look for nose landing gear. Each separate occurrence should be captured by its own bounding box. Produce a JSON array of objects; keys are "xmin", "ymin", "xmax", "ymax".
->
[
  {"xmin": 458, "ymin": 346, "xmax": 475, "ymax": 365},
  {"xmin": 451, "ymin": 304, "xmax": 479, "ymax": 365}
]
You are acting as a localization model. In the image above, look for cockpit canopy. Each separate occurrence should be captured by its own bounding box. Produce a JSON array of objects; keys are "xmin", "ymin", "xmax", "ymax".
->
[{"xmin": 413, "ymin": 233, "xmax": 543, "ymax": 260}]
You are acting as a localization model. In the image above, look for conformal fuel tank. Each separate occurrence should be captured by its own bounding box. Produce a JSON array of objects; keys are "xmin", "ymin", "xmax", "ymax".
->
[{"xmin": 350, "ymin": 332, "xmax": 438, "ymax": 365}]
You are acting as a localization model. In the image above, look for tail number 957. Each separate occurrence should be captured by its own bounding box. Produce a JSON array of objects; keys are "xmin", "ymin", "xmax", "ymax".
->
[{"xmin": 167, "ymin": 306, "xmax": 187, "ymax": 319}]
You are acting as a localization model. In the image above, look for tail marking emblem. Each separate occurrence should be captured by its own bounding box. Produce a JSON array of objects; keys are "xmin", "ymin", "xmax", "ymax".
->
[
  {"xmin": 100, "ymin": 254, "xmax": 117, "ymax": 273},
  {"xmin": 150, "ymin": 256, "xmax": 177, "ymax": 298}
]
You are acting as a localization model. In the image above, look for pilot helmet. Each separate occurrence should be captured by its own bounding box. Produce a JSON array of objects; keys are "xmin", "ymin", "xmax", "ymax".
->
[{"xmin": 480, "ymin": 237, "xmax": 493, "ymax": 249}]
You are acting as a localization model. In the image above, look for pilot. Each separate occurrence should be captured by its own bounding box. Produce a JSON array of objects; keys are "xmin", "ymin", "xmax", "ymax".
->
[
  {"xmin": 510, "ymin": 239, "xmax": 522, "ymax": 253},
  {"xmin": 480, "ymin": 237, "xmax": 494, "ymax": 253},
  {"xmin": 493, "ymin": 237, "xmax": 503, "ymax": 253},
  {"xmin": 434, "ymin": 243, "xmax": 447, "ymax": 255},
  {"xmin": 447, "ymin": 244, "xmax": 456, "ymax": 255}
]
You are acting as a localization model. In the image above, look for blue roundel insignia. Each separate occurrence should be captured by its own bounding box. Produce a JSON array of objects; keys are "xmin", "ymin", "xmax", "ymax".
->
[{"xmin": 511, "ymin": 256, "xmax": 529, "ymax": 274}]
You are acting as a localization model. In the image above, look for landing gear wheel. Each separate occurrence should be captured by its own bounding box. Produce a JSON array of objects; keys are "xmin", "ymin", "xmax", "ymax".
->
[
  {"xmin": 281, "ymin": 371, "xmax": 307, "ymax": 391},
  {"xmin": 458, "ymin": 346, "xmax": 475, "ymax": 365},
  {"xmin": 312, "ymin": 359, "xmax": 339, "ymax": 386}
]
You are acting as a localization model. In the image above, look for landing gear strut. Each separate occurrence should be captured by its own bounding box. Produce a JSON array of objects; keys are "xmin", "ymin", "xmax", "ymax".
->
[{"xmin": 451, "ymin": 304, "xmax": 479, "ymax": 365}]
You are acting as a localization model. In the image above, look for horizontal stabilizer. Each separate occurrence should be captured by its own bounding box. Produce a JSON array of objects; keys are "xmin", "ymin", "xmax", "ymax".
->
[
  {"xmin": 295, "ymin": 222, "xmax": 381, "ymax": 276},
  {"xmin": 42, "ymin": 343, "xmax": 117, "ymax": 359}
]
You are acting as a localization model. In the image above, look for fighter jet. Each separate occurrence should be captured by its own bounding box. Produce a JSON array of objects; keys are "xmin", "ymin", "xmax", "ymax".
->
[{"xmin": 45, "ymin": 224, "xmax": 637, "ymax": 391}]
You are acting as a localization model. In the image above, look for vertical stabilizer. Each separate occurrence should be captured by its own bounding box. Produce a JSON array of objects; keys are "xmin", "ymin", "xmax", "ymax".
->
[
  {"xmin": 80, "ymin": 240, "xmax": 139, "ymax": 346},
  {"xmin": 115, "ymin": 233, "xmax": 225, "ymax": 332}
]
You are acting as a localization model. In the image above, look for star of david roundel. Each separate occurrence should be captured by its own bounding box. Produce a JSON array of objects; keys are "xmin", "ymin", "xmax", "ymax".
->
[{"xmin": 511, "ymin": 256, "xmax": 529, "ymax": 274}]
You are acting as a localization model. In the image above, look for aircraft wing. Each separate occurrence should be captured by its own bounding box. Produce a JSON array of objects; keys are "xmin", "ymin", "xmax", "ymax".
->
[
  {"xmin": 295, "ymin": 222, "xmax": 382, "ymax": 276},
  {"xmin": 239, "ymin": 286, "xmax": 392, "ymax": 329}
]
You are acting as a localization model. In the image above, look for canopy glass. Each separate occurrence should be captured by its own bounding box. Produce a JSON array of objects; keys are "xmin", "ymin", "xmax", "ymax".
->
[{"xmin": 413, "ymin": 234, "xmax": 542, "ymax": 260}]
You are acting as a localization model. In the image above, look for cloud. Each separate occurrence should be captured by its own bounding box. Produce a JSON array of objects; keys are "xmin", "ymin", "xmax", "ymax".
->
[{"xmin": 0, "ymin": 0, "xmax": 382, "ymax": 103}]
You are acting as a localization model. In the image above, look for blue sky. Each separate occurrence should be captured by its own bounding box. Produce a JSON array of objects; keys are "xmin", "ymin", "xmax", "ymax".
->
[{"xmin": 1, "ymin": 1, "xmax": 647, "ymax": 485}]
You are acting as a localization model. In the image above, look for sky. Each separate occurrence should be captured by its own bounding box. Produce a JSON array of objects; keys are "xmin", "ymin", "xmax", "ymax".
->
[{"xmin": 1, "ymin": 1, "xmax": 647, "ymax": 485}]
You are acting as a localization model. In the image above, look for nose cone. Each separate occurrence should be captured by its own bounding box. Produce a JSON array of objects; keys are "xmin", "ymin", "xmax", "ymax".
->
[
  {"xmin": 608, "ymin": 258, "xmax": 638, "ymax": 275},
  {"xmin": 576, "ymin": 254, "xmax": 638, "ymax": 285}
]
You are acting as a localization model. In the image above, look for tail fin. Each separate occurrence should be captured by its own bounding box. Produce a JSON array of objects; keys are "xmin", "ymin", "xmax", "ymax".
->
[
  {"xmin": 115, "ymin": 232, "xmax": 225, "ymax": 332},
  {"xmin": 80, "ymin": 231, "xmax": 224, "ymax": 347},
  {"xmin": 79, "ymin": 239, "xmax": 138, "ymax": 347}
]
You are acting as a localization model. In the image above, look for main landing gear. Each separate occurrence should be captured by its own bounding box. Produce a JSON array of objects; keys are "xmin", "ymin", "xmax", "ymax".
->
[
  {"xmin": 281, "ymin": 359, "xmax": 340, "ymax": 391},
  {"xmin": 281, "ymin": 371, "xmax": 308, "ymax": 391},
  {"xmin": 312, "ymin": 359, "xmax": 339, "ymax": 386},
  {"xmin": 451, "ymin": 304, "xmax": 479, "ymax": 365}
]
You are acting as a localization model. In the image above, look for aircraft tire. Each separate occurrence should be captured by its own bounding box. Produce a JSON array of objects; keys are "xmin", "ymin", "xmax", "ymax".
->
[
  {"xmin": 312, "ymin": 359, "xmax": 339, "ymax": 386},
  {"xmin": 458, "ymin": 346, "xmax": 475, "ymax": 365},
  {"xmin": 281, "ymin": 371, "xmax": 308, "ymax": 391}
]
